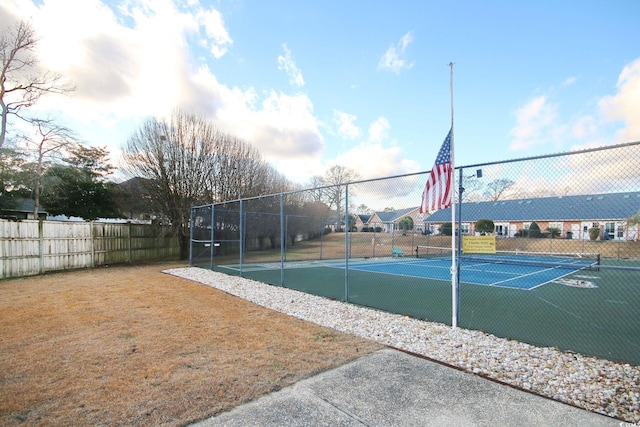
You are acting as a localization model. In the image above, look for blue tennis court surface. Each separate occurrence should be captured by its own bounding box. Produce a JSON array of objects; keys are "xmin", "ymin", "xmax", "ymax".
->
[{"xmin": 343, "ymin": 258, "xmax": 589, "ymax": 290}]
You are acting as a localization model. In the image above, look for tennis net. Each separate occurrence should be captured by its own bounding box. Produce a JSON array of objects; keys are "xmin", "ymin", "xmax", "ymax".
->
[{"xmin": 415, "ymin": 245, "xmax": 600, "ymax": 270}]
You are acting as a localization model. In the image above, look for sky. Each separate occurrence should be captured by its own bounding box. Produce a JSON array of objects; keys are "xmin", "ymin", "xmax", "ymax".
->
[{"xmin": 2, "ymin": 0, "xmax": 640, "ymax": 191}]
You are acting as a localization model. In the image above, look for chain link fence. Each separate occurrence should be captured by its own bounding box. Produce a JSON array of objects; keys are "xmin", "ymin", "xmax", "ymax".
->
[{"xmin": 191, "ymin": 141, "xmax": 640, "ymax": 365}]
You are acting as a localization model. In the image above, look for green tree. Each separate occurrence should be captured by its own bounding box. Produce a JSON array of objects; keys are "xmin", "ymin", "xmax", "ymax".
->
[
  {"xmin": 398, "ymin": 216, "xmax": 414, "ymax": 233},
  {"xmin": 475, "ymin": 219, "xmax": 495, "ymax": 235},
  {"xmin": 65, "ymin": 145, "xmax": 114, "ymax": 179},
  {"xmin": 41, "ymin": 165, "xmax": 120, "ymax": 220},
  {"xmin": 0, "ymin": 145, "xmax": 27, "ymax": 210},
  {"xmin": 41, "ymin": 146, "xmax": 118, "ymax": 220},
  {"xmin": 528, "ymin": 222, "xmax": 541, "ymax": 238},
  {"xmin": 441, "ymin": 222, "xmax": 453, "ymax": 236}
]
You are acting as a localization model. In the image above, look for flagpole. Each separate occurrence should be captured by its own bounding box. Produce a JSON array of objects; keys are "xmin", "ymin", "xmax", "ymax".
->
[{"xmin": 449, "ymin": 62, "xmax": 458, "ymax": 328}]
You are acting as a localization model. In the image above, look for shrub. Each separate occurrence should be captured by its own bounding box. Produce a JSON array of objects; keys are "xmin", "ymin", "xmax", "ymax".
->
[
  {"xmin": 441, "ymin": 222, "xmax": 453, "ymax": 236},
  {"xmin": 475, "ymin": 219, "xmax": 495, "ymax": 235},
  {"xmin": 529, "ymin": 222, "xmax": 541, "ymax": 238},
  {"xmin": 548, "ymin": 227, "xmax": 561, "ymax": 238},
  {"xmin": 589, "ymin": 227, "xmax": 600, "ymax": 241}
]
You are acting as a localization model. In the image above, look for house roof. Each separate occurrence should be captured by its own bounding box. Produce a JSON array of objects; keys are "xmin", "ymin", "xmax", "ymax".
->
[
  {"xmin": 357, "ymin": 214, "xmax": 371, "ymax": 223},
  {"xmin": 374, "ymin": 206, "xmax": 419, "ymax": 223},
  {"xmin": 1, "ymin": 198, "xmax": 48, "ymax": 214},
  {"xmin": 425, "ymin": 192, "xmax": 640, "ymax": 223}
]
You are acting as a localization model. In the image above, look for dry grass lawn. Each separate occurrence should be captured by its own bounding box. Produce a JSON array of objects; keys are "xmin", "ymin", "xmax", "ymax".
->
[{"xmin": 0, "ymin": 263, "xmax": 382, "ymax": 426}]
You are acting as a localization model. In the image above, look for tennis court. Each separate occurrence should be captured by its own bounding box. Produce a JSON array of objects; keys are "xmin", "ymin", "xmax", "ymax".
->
[
  {"xmin": 192, "ymin": 142, "xmax": 640, "ymax": 366},
  {"xmin": 345, "ymin": 255, "xmax": 597, "ymax": 291},
  {"xmin": 222, "ymin": 250, "xmax": 597, "ymax": 291},
  {"xmin": 210, "ymin": 251, "xmax": 640, "ymax": 366}
]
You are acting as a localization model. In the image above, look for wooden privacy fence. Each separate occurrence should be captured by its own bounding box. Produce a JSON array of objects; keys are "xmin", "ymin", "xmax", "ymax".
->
[{"xmin": 0, "ymin": 219, "xmax": 180, "ymax": 279}]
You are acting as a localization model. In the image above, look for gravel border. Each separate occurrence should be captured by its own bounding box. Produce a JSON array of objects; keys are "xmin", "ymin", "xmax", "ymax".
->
[{"xmin": 165, "ymin": 267, "xmax": 639, "ymax": 423}]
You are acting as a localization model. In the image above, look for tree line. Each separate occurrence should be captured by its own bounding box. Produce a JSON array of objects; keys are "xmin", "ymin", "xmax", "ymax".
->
[{"xmin": 1, "ymin": 21, "xmax": 359, "ymax": 259}]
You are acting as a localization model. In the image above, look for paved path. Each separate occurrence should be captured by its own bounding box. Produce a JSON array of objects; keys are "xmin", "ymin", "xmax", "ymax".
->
[{"xmin": 192, "ymin": 348, "xmax": 620, "ymax": 426}]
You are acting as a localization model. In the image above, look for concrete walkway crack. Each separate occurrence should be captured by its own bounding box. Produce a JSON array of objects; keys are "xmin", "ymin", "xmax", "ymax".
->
[{"xmin": 309, "ymin": 388, "xmax": 372, "ymax": 426}]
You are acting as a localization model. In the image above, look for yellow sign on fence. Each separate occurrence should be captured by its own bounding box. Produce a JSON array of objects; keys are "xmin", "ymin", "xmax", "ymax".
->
[{"xmin": 462, "ymin": 235, "xmax": 496, "ymax": 254}]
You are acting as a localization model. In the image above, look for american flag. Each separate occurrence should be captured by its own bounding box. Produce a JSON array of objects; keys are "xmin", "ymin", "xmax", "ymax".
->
[{"xmin": 420, "ymin": 129, "xmax": 452, "ymax": 213}]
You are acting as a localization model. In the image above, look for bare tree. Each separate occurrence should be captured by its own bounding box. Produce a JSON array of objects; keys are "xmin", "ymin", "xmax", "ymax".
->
[
  {"xmin": 484, "ymin": 178, "xmax": 515, "ymax": 201},
  {"xmin": 1, "ymin": 21, "xmax": 74, "ymax": 148},
  {"xmin": 212, "ymin": 134, "xmax": 289, "ymax": 201},
  {"xmin": 123, "ymin": 112, "xmax": 219, "ymax": 258},
  {"xmin": 321, "ymin": 165, "xmax": 359, "ymax": 227},
  {"xmin": 18, "ymin": 119, "xmax": 78, "ymax": 218},
  {"xmin": 355, "ymin": 204, "xmax": 372, "ymax": 215},
  {"xmin": 123, "ymin": 110, "xmax": 290, "ymax": 259},
  {"xmin": 460, "ymin": 175, "xmax": 483, "ymax": 202},
  {"xmin": 307, "ymin": 175, "xmax": 324, "ymax": 203}
]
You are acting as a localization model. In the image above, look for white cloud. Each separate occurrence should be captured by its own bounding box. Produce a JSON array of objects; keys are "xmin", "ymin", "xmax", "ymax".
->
[
  {"xmin": 320, "ymin": 116, "xmax": 419, "ymax": 200},
  {"xmin": 196, "ymin": 8, "xmax": 233, "ymax": 59},
  {"xmin": 368, "ymin": 117, "xmax": 390, "ymax": 142},
  {"xmin": 570, "ymin": 116, "xmax": 597, "ymax": 140},
  {"xmin": 251, "ymin": 90, "xmax": 323, "ymax": 157},
  {"xmin": 23, "ymin": 0, "xmax": 232, "ymax": 120},
  {"xmin": 509, "ymin": 95, "xmax": 558, "ymax": 150},
  {"xmin": 599, "ymin": 57, "xmax": 640, "ymax": 143},
  {"xmin": 508, "ymin": 58, "xmax": 640, "ymax": 154},
  {"xmin": 277, "ymin": 44, "xmax": 305, "ymax": 87},
  {"xmin": 378, "ymin": 31, "xmax": 415, "ymax": 74},
  {"xmin": 4, "ymin": 0, "xmax": 327, "ymax": 183},
  {"xmin": 332, "ymin": 141, "xmax": 422, "ymax": 208},
  {"xmin": 335, "ymin": 142, "xmax": 418, "ymax": 180},
  {"xmin": 333, "ymin": 110, "xmax": 361, "ymax": 140}
]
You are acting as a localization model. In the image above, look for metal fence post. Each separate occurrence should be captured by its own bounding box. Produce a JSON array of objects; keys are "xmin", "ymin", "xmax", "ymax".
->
[
  {"xmin": 345, "ymin": 184, "xmax": 349, "ymax": 302},
  {"xmin": 209, "ymin": 205, "xmax": 214, "ymax": 269},
  {"xmin": 280, "ymin": 194, "xmax": 285, "ymax": 286},
  {"xmin": 238, "ymin": 199, "xmax": 244, "ymax": 277}
]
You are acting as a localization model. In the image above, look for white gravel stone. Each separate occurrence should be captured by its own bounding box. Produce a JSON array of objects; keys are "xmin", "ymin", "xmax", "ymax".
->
[{"xmin": 165, "ymin": 267, "xmax": 640, "ymax": 423}]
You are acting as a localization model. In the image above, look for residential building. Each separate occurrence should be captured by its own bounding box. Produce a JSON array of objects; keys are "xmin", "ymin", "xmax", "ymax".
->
[
  {"xmin": 365, "ymin": 206, "xmax": 423, "ymax": 233},
  {"xmin": 424, "ymin": 192, "xmax": 640, "ymax": 241}
]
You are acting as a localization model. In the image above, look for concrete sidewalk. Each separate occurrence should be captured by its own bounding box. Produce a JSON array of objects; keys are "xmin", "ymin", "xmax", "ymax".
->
[{"xmin": 192, "ymin": 348, "xmax": 620, "ymax": 426}]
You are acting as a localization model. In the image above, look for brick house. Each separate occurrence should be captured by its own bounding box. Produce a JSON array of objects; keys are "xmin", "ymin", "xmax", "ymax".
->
[{"xmin": 424, "ymin": 192, "xmax": 640, "ymax": 241}]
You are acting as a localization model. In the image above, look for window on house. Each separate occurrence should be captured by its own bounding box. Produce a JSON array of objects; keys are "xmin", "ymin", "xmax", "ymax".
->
[
  {"xmin": 460, "ymin": 223, "xmax": 470, "ymax": 234},
  {"xmin": 605, "ymin": 222, "xmax": 615, "ymax": 239}
]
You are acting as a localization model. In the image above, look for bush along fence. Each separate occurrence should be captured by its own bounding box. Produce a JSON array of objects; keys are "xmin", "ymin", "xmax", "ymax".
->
[
  {"xmin": 0, "ymin": 220, "xmax": 180, "ymax": 279},
  {"xmin": 191, "ymin": 141, "xmax": 640, "ymax": 365}
]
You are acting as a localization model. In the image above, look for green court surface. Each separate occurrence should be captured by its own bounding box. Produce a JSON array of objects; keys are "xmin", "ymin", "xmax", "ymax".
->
[{"xmin": 205, "ymin": 258, "xmax": 640, "ymax": 365}]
